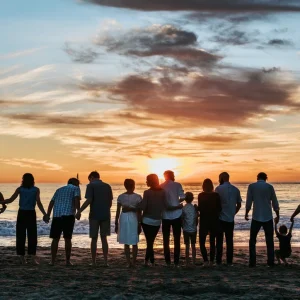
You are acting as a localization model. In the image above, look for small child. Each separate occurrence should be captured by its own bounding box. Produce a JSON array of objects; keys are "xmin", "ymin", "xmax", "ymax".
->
[
  {"xmin": 182, "ymin": 192, "xmax": 198, "ymax": 267},
  {"xmin": 275, "ymin": 221, "xmax": 294, "ymax": 266}
]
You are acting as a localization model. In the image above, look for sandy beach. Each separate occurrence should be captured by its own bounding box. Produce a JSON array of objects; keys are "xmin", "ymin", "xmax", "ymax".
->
[{"xmin": 0, "ymin": 246, "xmax": 299, "ymax": 299}]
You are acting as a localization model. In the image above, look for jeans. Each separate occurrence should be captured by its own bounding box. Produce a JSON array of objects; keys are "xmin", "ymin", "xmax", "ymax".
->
[
  {"xmin": 162, "ymin": 217, "xmax": 182, "ymax": 265},
  {"xmin": 16, "ymin": 209, "xmax": 37, "ymax": 256},
  {"xmin": 199, "ymin": 220, "xmax": 218, "ymax": 262},
  {"xmin": 249, "ymin": 219, "xmax": 274, "ymax": 266},
  {"xmin": 141, "ymin": 223, "xmax": 160, "ymax": 264},
  {"xmin": 216, "ymin": 220, "xmax": 234, "ymax": 264}
]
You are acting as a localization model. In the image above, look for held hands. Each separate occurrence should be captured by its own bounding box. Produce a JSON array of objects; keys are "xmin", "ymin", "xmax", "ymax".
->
[
  {"xmin": 0, "ymin": 204, "xmax": 7, "ymax": 214},
  {"xmin": 115, "ymin": 223, "xmax": 118, "ymax": 234},
  {"xmin": 274, "ymin": 216, "xmax": 279, "ymax": 224},
  {"xmin": 75, "ymin": 211, "xmax": 81, "ymax": 220},
  {"xmin": 245, "ymin": 214, "xmax": 249, "ymax": 221},
  {"xmin": 43, "ymin": 214, "xmax": 50, "ymax": 223}
]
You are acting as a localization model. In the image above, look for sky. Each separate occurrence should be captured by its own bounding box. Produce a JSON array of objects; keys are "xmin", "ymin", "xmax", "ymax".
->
[{"xmin": 0, "ymin": 0, "xmax": 300, "ymax": 184}]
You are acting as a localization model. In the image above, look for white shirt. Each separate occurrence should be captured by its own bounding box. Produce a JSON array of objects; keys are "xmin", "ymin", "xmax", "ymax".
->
[
  {"xmin": 246, "ymin": 180, "xmax": 279, "ymax": 222},
  {"xmin": 215, "ymin": 182, "xmax": 242, "ymax": 223},
  {"xmin": 161, "ymin": 180, "xmax": 185, "ymax": 220}
]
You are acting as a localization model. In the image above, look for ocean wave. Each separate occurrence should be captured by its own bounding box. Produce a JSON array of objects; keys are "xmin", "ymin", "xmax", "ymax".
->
[{"xmin": 0, "ymin": 216, "xmax": 299, "ymax": 237}]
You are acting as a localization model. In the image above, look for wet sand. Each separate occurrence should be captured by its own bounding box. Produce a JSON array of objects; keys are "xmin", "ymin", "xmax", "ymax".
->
[{"xmin": 0, "ymin": 246, "xmax": 299, "ymax": 299}]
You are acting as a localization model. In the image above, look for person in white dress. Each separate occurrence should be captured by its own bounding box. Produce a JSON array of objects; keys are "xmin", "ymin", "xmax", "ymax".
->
[{"xmin": 115, "ymin": 179, "xmax": 142, "ymax": 267}]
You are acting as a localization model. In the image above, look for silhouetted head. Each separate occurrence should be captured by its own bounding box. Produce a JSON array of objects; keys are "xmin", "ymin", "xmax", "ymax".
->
[
  {"xmin": 202, "ymin": 179, "xmax": 214, "ymax": 193},
  {"xmin": 185, "ymin": 192, "xmax": 194, "ymax": 203},
  {"xmin": 279, "ymin": 225, "xmax": 288, "ymax": 235},
  {"xmin": 146, "ymin": 174, "xmax": 160, "ymax": 189},
  {"xmin": 124, "ymin": 178, "xmax": 135, "ymax": 192},
  {"xmin": 164, "ymin": 170, "xmax": 175, "ymax": 181},
  {"xmin": 21, "ymin": 173, "xmax": 35, "ymax": 189},
  {"xmin": 219, "ymin": 172, "xmax": 230, "ymax": 184},
  {"xmin": 68, "ymin": 178, "xmax": 80, "ymax": 187},
  {"xmin": 257, "ymin": 172, "xmax": 268, "ymax": 181},
  {"xmin": 88, "ymin": 171, "xmax": 100, "ymax": 182}
]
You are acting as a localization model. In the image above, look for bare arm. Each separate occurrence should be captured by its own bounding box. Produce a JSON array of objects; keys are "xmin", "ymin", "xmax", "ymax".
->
[
  {"xmin": 289, "ymin": 220, "xmax": 294, "ymax": 235},
  {"xmin": 290, "ymin": 205, "xmax": 300, "ymax": 222},
  {"xmin": 36, "ymin": 188, "xmax": 47, "ymax": 216},
  {"xmin": 245, "ymin": 186, "xmax": 252, "ymax": 221},
  {"xmin": 235, "ymin": 203, "xmax": 241, "ymax": 215},
  {"xmin": 275, "ymin": 222, "xmax": 279, "ymax": 236},
  {"xmin": 271, "ymin": 186, "xmax": 280, "ymax": 223},
  {"xmin": 78, "ymin": 198, "xmax": 92, "ymax": 213},
  {"xmin": 115, "ymin": 202, "xmax": 121, "ymax": 233},
  {"xmin": 46, "ymin": 200, "xmax": 54, "ymax": 216},
  {"xmin": 74, "ymin": 196, "xmax": 80, "ymax": 213},
  {"xmin": 0, "ymin": 188, "xmax": 20, "ymax": 204}
]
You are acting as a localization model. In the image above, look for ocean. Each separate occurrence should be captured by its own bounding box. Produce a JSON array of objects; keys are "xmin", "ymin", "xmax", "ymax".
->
[{"xmin": 0, "ymin": 183, "xmax": 299, "ymax": 249}]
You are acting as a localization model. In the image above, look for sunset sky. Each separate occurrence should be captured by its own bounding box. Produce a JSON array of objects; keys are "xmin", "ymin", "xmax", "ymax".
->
[{"xmin": 1, "ymin": 0, "xmax": 300, "ymax": 184}]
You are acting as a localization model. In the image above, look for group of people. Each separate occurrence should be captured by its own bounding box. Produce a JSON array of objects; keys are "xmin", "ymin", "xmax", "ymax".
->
[{"xmin": 0, "ymin": 170, "xmax": 299, "ymax": 268}]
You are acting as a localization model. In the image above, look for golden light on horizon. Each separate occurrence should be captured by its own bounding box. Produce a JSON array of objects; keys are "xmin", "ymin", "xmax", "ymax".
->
[{"xmin": 147, "ymin": 157, "xmax": 180, "ymax": 179}]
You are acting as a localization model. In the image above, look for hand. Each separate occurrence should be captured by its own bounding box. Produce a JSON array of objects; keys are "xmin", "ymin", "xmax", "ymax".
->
[
  {"xmin": 245, "ymin": 214, "xmax": 249, "ymax": 221},
  {"xmin": 43, "ymin": 214, "xmax": 50, "ymax": 223},
  {"xmin": 274, "ymin": 216, "xmax": 279, "ymax": 224},
  {"xmin": 0, "ymin": 204, "xmax": 7, "ymax": 214},
  {"xmin": 290, "ymin": 217, "xmax": 294, "ymax": 222},
  {"xmin": 115, "ymin": 224, "xmax": 118, "ymax": 234},
  {"xmin": 75, "ymin": 212, "xmax": 81, "ymax": 220}
]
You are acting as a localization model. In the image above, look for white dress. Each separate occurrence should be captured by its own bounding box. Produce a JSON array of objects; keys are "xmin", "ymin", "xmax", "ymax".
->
[{"xmin": 117, "ymin": 193, "xmax": 142, "ymax": 245}]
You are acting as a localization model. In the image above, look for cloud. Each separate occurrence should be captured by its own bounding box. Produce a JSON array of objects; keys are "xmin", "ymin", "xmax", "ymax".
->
[
  {"xmin": 0, "ymin": 158, "xmax": 62, "ymax": 171},
  {"xmin": 96, "ymin": 24, "xmax": 221, "ymax": 68},
  {"xmin": 267, "ymin": 39, "xmax": 293, "ymax": 46},
  {"xmin": 106, "ymin": 67, "xmax": 299, "ymax": 127},
  {"xmin": 212, "ymin": 28, "xmax": 258, "ymax": 45},
  {"xmin": 63, "ymin": 43, "xmax": 100, "ymax": 63},
  {"xmin": 83, "ymin": 0, "xmax": 300, "ymax": 12},
  {"xmin": 0, "ymin": 48, "xmax": 45, "ymax": 60}
]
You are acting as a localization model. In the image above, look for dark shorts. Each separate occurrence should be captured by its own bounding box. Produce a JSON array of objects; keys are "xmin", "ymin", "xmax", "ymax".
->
[
  {"xmin": 275, "ymin": 249, "xmax": 291, "ymax": 259},
  {"xmin": 183, "ymin": 231, "xmax": 197, "ymax": 245},
  {"xmin": 50, "ymin": 215, "xmax": 75, "ymax": 239},
  {"xmin": 89, "ymin": 219, "xmax": 111, "ymax": 238}
]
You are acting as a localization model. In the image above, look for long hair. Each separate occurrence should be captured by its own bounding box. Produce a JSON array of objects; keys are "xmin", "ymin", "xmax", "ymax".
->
[
  {"xmin": 202, "ymin": 178, "xmax": 214, "ymax": 192},
  {"xmin": 21, "ymin": 173, "xmax": 35, "ymax": 189},
  {"xmin": 146, "ymin": 174, "xmax": 160, "ymax": 190}
]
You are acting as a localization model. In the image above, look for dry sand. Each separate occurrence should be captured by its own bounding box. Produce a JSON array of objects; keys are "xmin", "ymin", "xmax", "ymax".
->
[{"xmin": 0, "ymin": 246, "xmax": 299, "ymax": 299}]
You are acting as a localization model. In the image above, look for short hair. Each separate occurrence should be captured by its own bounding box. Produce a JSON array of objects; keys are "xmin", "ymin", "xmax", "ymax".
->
[
  {"xmin": 124, "ymin": 178, "xmax": 135, "ymax": 190},
  {"xmin": 202, "ymin": 178, "xmax": 214, "ymax": 193},
  {"xmin": 219, "ymin": 172, "xmax": 230, "ymax": 182},
  {"xmin": 185, "ymin": 192, "xmax": 194, "ymax": 203},
  {"xmin": 279, "ymin": 225, "xmax": 288, "ymax": 234},
  {"xmin": 163, "ymin": 170, "xmax": 174, "ymax": 180},
  {"xmin": 68, "ymin": 178, "xmax": 80, "ymax": 186},
  {"xmin": 21, "ymin": 173, "xmax": 35, "ymax": 189},
  {"xmin": 146, "ymin": 174, "xmax": 160, "ymax": 189},
  {"xmin": 257, "ymin": 172, "xmax": 267, "ymax": 181},
  {"xmin": 88, "ymin": 171, "xmax": 100, "ymax": 179}
]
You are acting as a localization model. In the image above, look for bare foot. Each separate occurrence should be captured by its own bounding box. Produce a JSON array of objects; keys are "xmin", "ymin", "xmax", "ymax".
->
[
  {"xmin": 66, "ymin": 260, "xmax": 73, "ymax": 266},
  {"xmin": 49, "ymin": 261, "xmax": 55, "ymax": 266},
  {"xmin": 19, "ymin": 256, "xmax": 26, "ymax": 265},
  {"xmin": 89, "ymin": 262, "xmax": 96, "ymax": 267}
]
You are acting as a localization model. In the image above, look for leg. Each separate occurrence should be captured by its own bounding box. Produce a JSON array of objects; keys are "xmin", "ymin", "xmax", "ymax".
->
[
  {"xmin": 91, "ymin": 238, "xmax": 98, "ymax": 266},
  {"xmin": 124, "ymin": 244, "xmax": 131, "ymax": 267},
  {"xmin": 16, "ymin": 210, "xmax": 26, "ymax": 260},
  {"xmin": 209, "ymin": 226, "xmax": 217, "ymax": 264},
  {"xmin": 183, "ymin": 233, "xmax": 190, "ymax": 266},
  {"xmin": 27, "ymin": 211, "xmax": 38, "ymax": 264},
  {"xmin": 263, "ymin": 220, "xmax": 274, "ymax": 266},
  {"xmin": 162, "ymin": 219, "xmax": 171, "ymax": 265},
  {"xmin": 100, "ymin": 235, "xmax": 109, "ymax": 266},
  {"xmin": 132, "ymin": 245, "xmax": 138, "ymax": 267},
  {"xmin": 216, "ymin": 220, "xmax": 224, "ymax": 265},
  {"xmin": 199, "ymin": 225, "xmax": 209, "ymax": 263},
  {"xmin": 172, "ymin": 217, "xmax": 182, "ymax": 266},
  {"xmin": 275, "ymin": 250, "xmax": 281, "ymax": 264},
  {"xmin": 65, "ymin": 238, "xmax": 72, "ymax": 265},
  {"xmin": 225, "ymin": 222, "xmax": 234, "ymax": 264},
  {"xmin": 191, "ymin": 244, "xmax": 196, "ymax": 265},
  {"xmin": 50, "ymin": 238, "xmax": 60, "ymax": 265},
  {"xmin": 249, "ymin": 219, "xmax": 261, "ymax": 267},
  {"xmin": 141, "ymin": 223, "xmax": 151, "ymax": 263}
]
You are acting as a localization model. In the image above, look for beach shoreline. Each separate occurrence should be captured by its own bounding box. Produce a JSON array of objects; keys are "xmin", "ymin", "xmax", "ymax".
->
[{"xmin": 1, "ymin": 246, "xmax": 299, "ymax": 299}]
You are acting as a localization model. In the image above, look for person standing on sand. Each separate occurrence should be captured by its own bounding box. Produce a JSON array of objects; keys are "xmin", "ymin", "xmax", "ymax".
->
[
  {"xmin": 290, "ymin": 205, "xmax": 300, "ymax": 221},
  {"xmin": 140, "ymin": 174, "xmax": 168, "ymax": 266},
  {"xmin": 45, "ymin": 178, "xmax": 81, "ymax": 266},
  {"xmin": 0, "ymin": 173, "xmax": 48, "ymax": 265},
  {"xmin": 161, "ymin": 170, "xmax": 185, "ymax": 267},
  {"xmin": 198, "ymin": 179, "xmax": 222, "ymax": 266},
  {"xmin": 245, "ymin": 172, "xmax": 280, "ymax": 267},
  {"xmin": 115, "ymin": 179, "xmax": 142, "ymax": 268},
  {"xmin": 215, "ymin": 172, "xmax": 242, "ymax": 266},
  {"xmin": 76, "ymin": 171, "xmax": 113, "ymax": 267}
]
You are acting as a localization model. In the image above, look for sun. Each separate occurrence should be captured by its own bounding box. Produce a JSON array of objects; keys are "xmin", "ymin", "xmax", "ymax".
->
[{"xmin": 147, "ymin": 157, "xmax": 180, "ymax": 179}]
